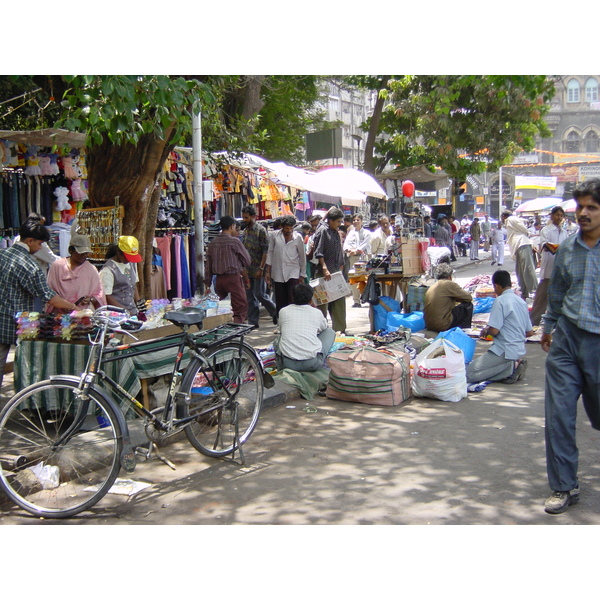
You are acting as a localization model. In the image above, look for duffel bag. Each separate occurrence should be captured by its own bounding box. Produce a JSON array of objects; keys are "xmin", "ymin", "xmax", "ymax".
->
[{"xmin": 326, "ymin": 346, "xmax": 411, "ymax": 406}]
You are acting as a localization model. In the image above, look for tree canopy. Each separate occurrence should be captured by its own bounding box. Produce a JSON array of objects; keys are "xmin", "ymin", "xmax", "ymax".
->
[{"xmin": 349, "ymin": 75, "xmax": 556, "ymax": 180}]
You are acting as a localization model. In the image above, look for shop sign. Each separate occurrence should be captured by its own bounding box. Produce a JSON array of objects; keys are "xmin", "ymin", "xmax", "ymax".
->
[
  {"xmin": 514, "ymin": 175, "xmax": 557, "ymax": 190},
  {"xmin": 579, "ymin": 164, "xmax": 600, "ymax": 180},
  {"xmin": 511, "ymin": 152, "xmax": 539, "ymax": 164},
  {"xmin": 551, "ymin": 166, "xmax": 579, "ymax": 182}
]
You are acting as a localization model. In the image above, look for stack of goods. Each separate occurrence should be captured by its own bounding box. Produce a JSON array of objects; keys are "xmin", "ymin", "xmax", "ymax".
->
[
  {"xmin": 15, "ymin": 312, "xmax": 41, "ymax": 339},
  {"xmin": 15, "ymin": 310, "xmax": 95, "ymax": 341},
  {"xmin": 257, "ymin": 347, "xmax": 277, "ymax": 374},
  {"xmin": 140, "ymin": 294, "xmax": 222, "ymax": 330}
]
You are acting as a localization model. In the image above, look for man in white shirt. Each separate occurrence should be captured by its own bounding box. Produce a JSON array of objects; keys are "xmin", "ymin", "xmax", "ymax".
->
[
  {"xmin": 273, "ymin": 283, "xmax": 336, "ymax": 372},
  {"xmin": 343, "ymin": 214, "xmax": 371, "ymax": 307},
  {"xmin": 369, "ymin": 213, "xmax": 393, "ymax": 256},
  {"xmin": 529, "ymin": 206, "xmax": 569, "ymax": 326},
  {"xmin": 501, "ymin": 210, "xmax": 538, "ymax": 300}
]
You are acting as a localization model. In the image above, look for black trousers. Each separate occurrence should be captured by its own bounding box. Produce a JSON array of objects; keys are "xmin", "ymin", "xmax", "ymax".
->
[{"xmin": 449, "ymin": 301, "xmax": 473, "ymax": 329}]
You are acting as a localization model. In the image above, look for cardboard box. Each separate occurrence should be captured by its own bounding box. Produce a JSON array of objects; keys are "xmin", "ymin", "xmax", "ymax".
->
[
  {"xmin": 310, "ymin": 271, "xmax": 352, "ymax": 306},
  {"xmin": 402, "ymin": 257, "xmax": 423, "ymax": 275}
]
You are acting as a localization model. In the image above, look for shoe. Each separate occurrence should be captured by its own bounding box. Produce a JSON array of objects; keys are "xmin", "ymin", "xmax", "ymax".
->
[
  {"xmin": 544, "ymin": 486, "xmax": 580, "ymax": 514},
  {"xmin": 352, "ymin": 302, "xmax": 362, "ymax": 308},
  {"xmin": 317, "ymin": 383, "xmax": 327, "ymax": 397},
  {"xmin": 491, "ymin": 261, "xmax": 496, "ymax": 266},
  {"xmin": 501, "ymin": 359, "xmax": 528, "ymax": 384}
]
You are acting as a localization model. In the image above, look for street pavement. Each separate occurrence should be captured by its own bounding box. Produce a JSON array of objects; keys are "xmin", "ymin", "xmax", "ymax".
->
[{"xmin": 2, "ymin": 249, "xmax": 600, "ymax": 526}]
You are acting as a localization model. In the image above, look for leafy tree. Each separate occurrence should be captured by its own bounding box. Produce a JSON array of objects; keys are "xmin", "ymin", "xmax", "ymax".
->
[
  {"xmin": 0, "ymin": 75, "xmax": 322, "ymax": 295},
  {"xmin": 350, "ymin": 75, "xmax": 556, "ymax": 205}
]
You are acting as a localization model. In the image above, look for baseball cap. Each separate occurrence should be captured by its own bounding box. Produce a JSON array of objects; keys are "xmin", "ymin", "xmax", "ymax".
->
[
  {"xmin": 118, "ymin": 236, "xmax": 142, "ymax": 263},
  {"xmin": 70, "ymin": 234, "xmax": 92, "ymax": 254}
]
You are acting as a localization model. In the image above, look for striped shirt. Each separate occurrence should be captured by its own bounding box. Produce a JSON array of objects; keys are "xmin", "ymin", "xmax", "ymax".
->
[
  {"xmin": 242, "ymin": 222, "xmax": 269, "ymax": 279},
  {"xmin": 205, "ymin": 233, "xmax": 250, "ymax": 280},
  {"xmin": 543, "ymin": 232, "xmax": 600, "ymax": 334},
  {"xmin": 0, "ymin": 242, "xmax": 57, "ymax": 344}
]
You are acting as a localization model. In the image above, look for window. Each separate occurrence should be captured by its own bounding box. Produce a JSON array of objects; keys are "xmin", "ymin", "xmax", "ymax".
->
[
  {"xmin": 585, "ymin": 130, "xmax": 599, "ymax": 152},
  {"xmin": 329, "ymin": 98, "xmax": 339, "ymax": 112},
  {"xmin": 586, "ymin": 77, "xmax": 598, "ymax": 102},
  {"xmin": 567, "ymin": 79, "xmax": 580, "ymax": 103},
  {"xmin": 564, "ymin": 131, "xmax": 581, "ymax": 152}
]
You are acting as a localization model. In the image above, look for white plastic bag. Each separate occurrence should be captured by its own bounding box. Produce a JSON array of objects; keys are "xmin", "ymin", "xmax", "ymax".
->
[
  {"xmin": 28, "ymin": 462, "xmax": 60, "ymax": 490},
  {"xmin": 411, "ymin": 338, "xmax": 467, "ymax": 402}
]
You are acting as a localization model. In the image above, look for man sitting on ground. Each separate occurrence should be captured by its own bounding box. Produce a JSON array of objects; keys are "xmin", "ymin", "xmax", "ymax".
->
[
  {"xmin": 273, "ymin": 283, "xmax": 336, "ymax": 372},
  {"xmin": 424, "ymin": 263, "xmax": 474, "ymax": 333},
  {"xmin": 466, "ymin": 269, "xmax": 533, "ymax": 384}
]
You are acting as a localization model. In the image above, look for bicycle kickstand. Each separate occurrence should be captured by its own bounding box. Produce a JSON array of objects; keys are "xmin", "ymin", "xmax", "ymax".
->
[
  {"xmin": 135, "ymin": 442, "xmax": 177, "ymax": 471},
  {"xmin": 231, "ymin": 404, "xmax": 246, "ymax": 466}
]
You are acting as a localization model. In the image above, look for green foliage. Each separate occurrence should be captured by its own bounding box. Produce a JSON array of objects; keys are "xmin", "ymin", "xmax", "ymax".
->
[
  {"xmin": 351, "ymin": 75, "xmax": 555, "ymax": 179},
  {"xmin": 54, "ymin": 75, "xmax": 216, "ymax": 147},
  {"xmin": 254, "ymin": 75, "xmax": 325, "ymax": 164}
]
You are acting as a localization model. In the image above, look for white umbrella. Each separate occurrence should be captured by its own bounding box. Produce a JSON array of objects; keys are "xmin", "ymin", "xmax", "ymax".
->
[
  {"xmin": 559, "ymin": 199, "xmax": 577, "ymax": 213},
  {"xmin": 312, "ymin": 167, "xmax": 387, "ymax": 199},
  {"xmin": 514, "ymin": 197, "xmax": 563, "ymax": 213}
]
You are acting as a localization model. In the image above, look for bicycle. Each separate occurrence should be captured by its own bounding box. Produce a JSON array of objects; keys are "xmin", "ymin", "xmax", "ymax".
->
[{"xmin": 0, "ymin": 305, "xmax": 272, "ymax": 519}]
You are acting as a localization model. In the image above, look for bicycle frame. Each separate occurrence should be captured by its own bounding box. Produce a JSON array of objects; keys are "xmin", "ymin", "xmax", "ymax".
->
[{"xmin": 76, "ymin": 316, "xmax": 257, "ymax": 435}]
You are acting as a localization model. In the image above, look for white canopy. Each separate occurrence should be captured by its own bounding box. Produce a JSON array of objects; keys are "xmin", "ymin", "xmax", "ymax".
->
[{"xmin": 514, "ymin": 197, "xmax": 563, "ymax": 213}]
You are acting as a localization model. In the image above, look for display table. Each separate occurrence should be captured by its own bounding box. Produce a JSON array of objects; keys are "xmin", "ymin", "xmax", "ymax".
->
[{"xmin": 14, "ymin": 312, "xmax": 233, "ymax": 412}]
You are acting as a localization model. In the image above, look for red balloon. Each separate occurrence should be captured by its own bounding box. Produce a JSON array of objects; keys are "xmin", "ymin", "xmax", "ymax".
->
[{"xmin": 402, "ymin": 180, "xmax": 415, "ymax": 197}]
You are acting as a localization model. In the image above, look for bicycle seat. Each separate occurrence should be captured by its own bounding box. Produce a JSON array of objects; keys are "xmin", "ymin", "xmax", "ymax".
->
[{"xmin": 164, "ymin": 307, "xmax": 206, "ymax": 327}]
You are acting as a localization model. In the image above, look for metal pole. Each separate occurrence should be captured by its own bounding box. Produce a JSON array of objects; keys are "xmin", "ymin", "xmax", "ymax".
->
[
  {"xmin": 498, "ymin": 166, "xmax": 503, "ymax": 214},
  {"xmin": 192, "ymin": 112, "xmax": 205, "ymax": 295}
]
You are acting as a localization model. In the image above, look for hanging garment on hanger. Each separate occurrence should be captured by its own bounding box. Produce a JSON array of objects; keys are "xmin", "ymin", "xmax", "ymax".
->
[
  {"xmin": 180, "ymin": 234, "xmax": 191, "ymax": 299},
  {"xmin": 174, "ymin": 234, "xmax": 183, "ymax": 298},
  {"xmin": 154, "ymin": 235, "xmax": 172, "ymax": 292}
]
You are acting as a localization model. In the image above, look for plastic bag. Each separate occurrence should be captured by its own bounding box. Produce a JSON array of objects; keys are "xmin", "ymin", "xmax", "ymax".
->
[
  {"xmin": 434, "ymin": 327, "xmax": 476, "ymax": 363},
  {"xmin": 411, "ymin": 338, "xmax": 468, "ymax": 402},
  {"xmin": 372, "ymin": 296, "xmax": 400, "ymax": 332},
  {"xmin": 386, "ymin": 311, "xmax": 425, "ymax": 333},
  {"xmin": 473, "ymin": 297, "xmax": 495, "ymax": 314}
]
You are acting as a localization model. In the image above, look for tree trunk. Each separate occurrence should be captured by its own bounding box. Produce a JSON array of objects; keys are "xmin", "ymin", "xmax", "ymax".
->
[
  {"xmin": 363, "ymin": 76, "xmax": 391, "ymax": 175},
  {"xmin": 86, "ymin": 127, "xmax": 176, "ymax": 299}
]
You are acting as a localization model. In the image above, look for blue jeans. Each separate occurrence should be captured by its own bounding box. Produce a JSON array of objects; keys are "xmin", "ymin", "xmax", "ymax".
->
[
  {"xmin": 246, "ymin": 276, "xmax": 276, "ymax": 326},
  {"xmin": 545, "ymin": 316, "xmax": 600, "ymax": 491}
]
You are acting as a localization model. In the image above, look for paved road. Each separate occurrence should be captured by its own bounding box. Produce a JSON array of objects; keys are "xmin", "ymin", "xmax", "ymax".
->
[{"xmin": 2, "ymin": 253, "xmax": 600, "ymax": 526}]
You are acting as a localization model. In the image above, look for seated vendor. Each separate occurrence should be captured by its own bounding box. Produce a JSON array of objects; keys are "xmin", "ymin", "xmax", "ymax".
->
[
  {"xmin": 423, "ymin": 263, "xmax": 473, "ymax": 332},
  {"xmin": 99, "ymin": 236, "xmax": 143, "ymax": 315},
  {"xmin": 274, "ymin": 283, "xmax": 336, "ymax": 372},
  {"xmin": 46, "ymin": 234, "xmax": 106, "ymax": 314}
]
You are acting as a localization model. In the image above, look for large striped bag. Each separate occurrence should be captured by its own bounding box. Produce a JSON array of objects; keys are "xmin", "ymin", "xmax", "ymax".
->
[{"xmin": 325, "ymin": 347, "xmax": 411, "ymax": 406}]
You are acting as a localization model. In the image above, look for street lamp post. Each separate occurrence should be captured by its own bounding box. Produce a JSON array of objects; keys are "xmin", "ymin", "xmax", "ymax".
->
[{"xmin": 351, "ymin": 134, "xmax": 363, "ymax": 170}]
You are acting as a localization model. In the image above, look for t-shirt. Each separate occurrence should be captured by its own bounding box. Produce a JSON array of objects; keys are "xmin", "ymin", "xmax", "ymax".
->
[{"xmin": 277, "ymin": 304, "xmax": 329, "ymax": 360}]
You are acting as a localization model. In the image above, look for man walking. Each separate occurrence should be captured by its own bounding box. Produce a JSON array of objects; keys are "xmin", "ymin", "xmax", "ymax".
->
[
  {"xmin": 490, "ymin": 221, "xmax": 506, "ymax": 266},
  {"xmin": 501, "ymin": 210, "xmax": 538, "ymax": 300},
  {"xmin": 469, "ymin": 218, "xmax": 481, "ymax": 260},
  {"xmin": 241, "ymin": 205, "xmax": 277, "ymax": 328},
  {"xmin": 541, "ymin": 178, "xmax": 600, "ymax": 514},
  {"xmin": 205, "ymin": 215, "xmax": 251, "ymax": 324},
  {"xmin": 481, "ymin": 215, "xmax": 492, "ymax": 251},
  {"xmin": 529, "ymin": 206, "xmax": 568, "ymax": 327}
]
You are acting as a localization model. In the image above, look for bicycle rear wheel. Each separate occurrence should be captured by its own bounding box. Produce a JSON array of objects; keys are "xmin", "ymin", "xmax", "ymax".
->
[
  {"xmin": 0, "ymin": 379, "xmax": 123, "ymax": 519},
  {"xmin": 181, "ymin": 341, "xmax": 263, "ymax": 457}
]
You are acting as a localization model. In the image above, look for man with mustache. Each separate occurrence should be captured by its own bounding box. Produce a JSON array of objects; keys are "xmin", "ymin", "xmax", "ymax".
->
[{"xmin": 541, "ymin": 178, "xmax": 600, "ymax": 514}]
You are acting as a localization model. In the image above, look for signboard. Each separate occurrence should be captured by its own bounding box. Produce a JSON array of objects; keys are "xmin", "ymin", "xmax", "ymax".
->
[
  {"xmin": 551, "ymin": 166, "xmax": 579, "ymax": 182},
  {"xmin": 306, "ymin": 128, "xmax": 343, "ymax": 161},
  {"xmin": 511, "ymin": 153, "xmax": 539, "ymax": 165},
  {"xmin": 579, "ymin": 164, "xmax": 600, "ymax": 180},
  {"xmin": 475, "ymin": 196, "xmax": 484, "ymax": 204},
  {"xmin": 514, "ymin": 175, "xmax": 557, "ymax": 190}
]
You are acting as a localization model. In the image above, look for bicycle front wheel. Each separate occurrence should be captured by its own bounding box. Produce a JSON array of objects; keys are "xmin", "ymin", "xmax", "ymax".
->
[
  {"xmin": 181, "ymin": 342, "xmax": 263, "ymax": 457},
  {"xmin": 0, "ymin": 379, "xmax": 123, "ymax": 519}
]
